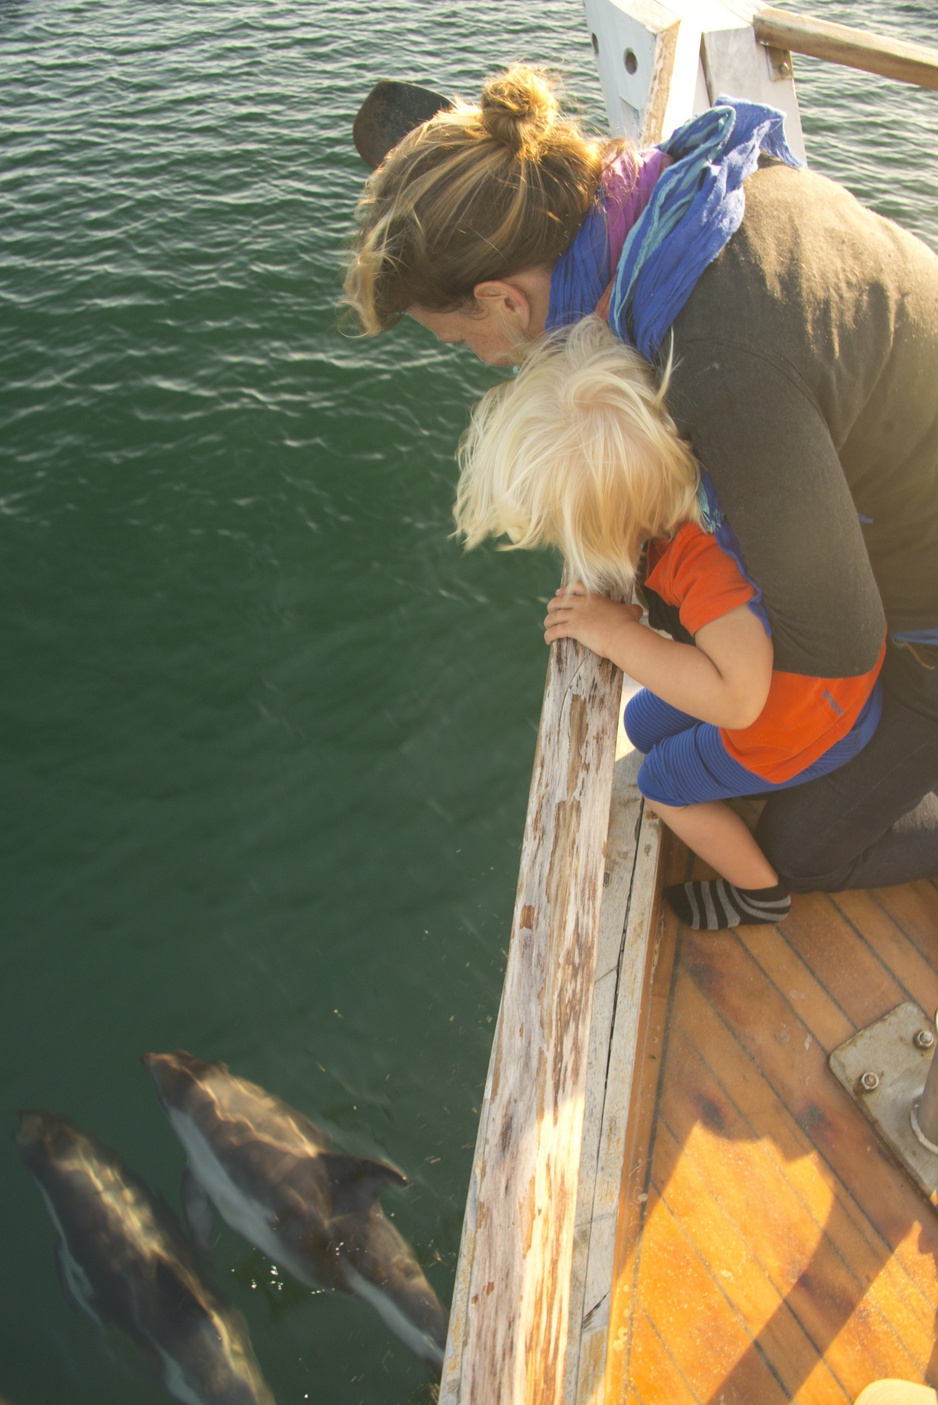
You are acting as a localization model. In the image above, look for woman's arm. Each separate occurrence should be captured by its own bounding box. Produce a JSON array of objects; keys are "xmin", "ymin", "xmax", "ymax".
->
[
  {"xmin": 669, "ymin": 346, "xmax": 886, "ymax": 680},
  {"xmin": 544, "ymin": 585, "xmax": 773, "ymax": 729}
]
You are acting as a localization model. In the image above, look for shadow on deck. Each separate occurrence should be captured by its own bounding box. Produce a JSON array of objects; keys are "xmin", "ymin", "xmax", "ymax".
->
[{"xmin": 607, "ymin": 847, "xmax": 938, "ymax": 1405}]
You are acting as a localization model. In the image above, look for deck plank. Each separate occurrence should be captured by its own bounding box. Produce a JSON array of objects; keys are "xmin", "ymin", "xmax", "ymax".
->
[
  {"xmin": 629, "ymin": 1180, "xmax": 794, "ymax": 1404},
  {"xmin": 871, "ymin": 882, "xmax": 938, "ymax": 967},
  {"xmin": 688, "ymin": 918, "xmax": 938, "ymax": 1352},
  {"xmin": 667, "ymin": 987, "xmax": 927, "ymax": 1395},
  {"xmin": 675, "ymin": 963, "xmax": 938, "ymax": 1346},
  {"xmin": 653, "ymin": 1111, "xmax": 846, "ymax": 1402},
  {"xmin": 605, "ymin": 878, "xmax": 938, "ymax": 1404},
  {"xmin": 624, "ymin": 1308, "xmax": 701, "ymax": 1405}
]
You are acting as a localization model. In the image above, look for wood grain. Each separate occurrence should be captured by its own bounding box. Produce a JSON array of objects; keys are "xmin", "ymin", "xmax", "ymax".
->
[
  {"xmin": 605, "ymin": 878, "xmax": 938, "ymax": 1404},
  {"xmin": 755, "ymin": 7, "xmax": 938, "ymax": 91},
  {"xmin": 440, "ymin": 635, "xmax": 623, "ymax": 1405}
]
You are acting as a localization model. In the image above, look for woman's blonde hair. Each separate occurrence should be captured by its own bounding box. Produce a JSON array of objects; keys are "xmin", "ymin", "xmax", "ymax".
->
[
  {"xmin": 343, "ymin": 65, "xmax": 624, "ymax": 334},
  {"xmin": 454, "ymin": 317, "xmax": 701, "ymax": 592}
]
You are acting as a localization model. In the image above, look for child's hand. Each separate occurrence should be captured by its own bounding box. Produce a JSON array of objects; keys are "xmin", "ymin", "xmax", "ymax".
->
[{"xmin": 544, "ymin": 583, "xmax": 643, "ymax": 662}]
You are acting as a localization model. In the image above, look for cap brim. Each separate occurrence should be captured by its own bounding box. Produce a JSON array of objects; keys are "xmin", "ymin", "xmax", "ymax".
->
[{"xmin": 353, "ymin": 80, "xmax": 452, "ymax": 169}]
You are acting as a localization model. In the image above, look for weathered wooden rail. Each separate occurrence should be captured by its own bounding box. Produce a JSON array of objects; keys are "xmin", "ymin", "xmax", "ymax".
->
[
  {"xmin": 439, "ymin": 4, "xmax": 938, "ymax": 1402},
  {"xmin": 439, "ymin": 636, "xmax": 666, "ymax": 1403},
  {"xmin": 755, "ymin": 7, "xmax": 938, "ymax": 92}
]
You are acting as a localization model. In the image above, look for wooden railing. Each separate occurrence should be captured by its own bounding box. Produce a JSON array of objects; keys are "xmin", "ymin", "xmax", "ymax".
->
[
  {"xmin": 755, "ymin": 7, "xmax": 938, "ymax": 91},
  {"xmin": 439, "ymin": 635, "xmax": 626, "ymax": 1402},
  {"xmin": 440, "ymin": 4, "xmax": 938, "ymax": 1402}
]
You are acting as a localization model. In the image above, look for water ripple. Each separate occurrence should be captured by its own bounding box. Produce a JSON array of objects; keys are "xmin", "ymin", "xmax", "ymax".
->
[{"xmin": 1, "ymin": 4, "xmax": 935, "ymax": 1403}]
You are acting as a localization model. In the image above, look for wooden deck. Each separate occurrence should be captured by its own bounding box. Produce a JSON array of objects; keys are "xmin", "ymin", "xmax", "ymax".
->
[
  {"xmin": 604, "ymin": 843, "xmax": 938, "ymax": 1404},
  {"xmin": 441, "ymin": 676, "xmax": 938, "ymax": 1405}
]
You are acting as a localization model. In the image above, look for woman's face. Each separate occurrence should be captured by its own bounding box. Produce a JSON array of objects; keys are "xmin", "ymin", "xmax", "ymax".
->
[
  {"xmin": 407, "ymin": 303, "xmax": 527, "ymax": 367},
  {"xmin": 407, "ymin": 273, "xmax": 550, "ymax": 367}
]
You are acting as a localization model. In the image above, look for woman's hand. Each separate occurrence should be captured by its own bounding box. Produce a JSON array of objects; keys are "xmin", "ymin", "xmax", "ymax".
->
[{"xmin": 544, "ymin": 583, "xmax": 643, "ymax": 662}]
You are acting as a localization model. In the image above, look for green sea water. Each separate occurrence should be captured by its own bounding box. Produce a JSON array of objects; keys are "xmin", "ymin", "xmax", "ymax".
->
[{"xmin": 1, "ymin": 2, "xmax": 935, "ymax": 1402}]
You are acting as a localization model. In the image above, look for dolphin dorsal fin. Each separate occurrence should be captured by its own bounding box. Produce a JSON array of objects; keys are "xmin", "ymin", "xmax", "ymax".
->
[{"xmin": 321, "ymin": 1154, "xmax": 407, "ymax": 1216}]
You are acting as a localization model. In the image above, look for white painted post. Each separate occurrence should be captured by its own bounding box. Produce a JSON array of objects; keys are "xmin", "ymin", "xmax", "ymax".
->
[
  {"xmin": 582, "ymin": 0, "xmax": 708, "ymax": 144},
  {"xmin": 581, "ymin": 0, "xmax": 806, "ymax": 159}
]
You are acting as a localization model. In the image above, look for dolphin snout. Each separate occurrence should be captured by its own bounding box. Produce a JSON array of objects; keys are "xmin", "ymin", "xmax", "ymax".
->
[
  {"xmin": 15, "ymin": 1108, "xmax": 66, "ymax": 1151},
  {"xmin": 140, "ymin": 1051, "xmax": 184, "ymax": 1110},
  {"xmin": 15, "ymin": 1109, "xmax": 47, "ymax": 1149},
  {"xmin": 142, "ymin": 1050, "xmax": 216, "ymax": 1112}
]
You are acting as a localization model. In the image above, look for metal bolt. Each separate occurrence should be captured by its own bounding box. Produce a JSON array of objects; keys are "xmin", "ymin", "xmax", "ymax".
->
[
  {"xmin": 859, "ymin": 1071, "xmax": 880, "ymax": 1092},
  {"xmin": 915, "ymin": 1029, "xmax": 936, "ymax": 1050}
]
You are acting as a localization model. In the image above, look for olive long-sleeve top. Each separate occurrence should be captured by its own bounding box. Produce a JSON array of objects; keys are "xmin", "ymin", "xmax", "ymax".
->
[{"xmin": 666, "ymin": 161, "xmax": 938, "ymax": 679}]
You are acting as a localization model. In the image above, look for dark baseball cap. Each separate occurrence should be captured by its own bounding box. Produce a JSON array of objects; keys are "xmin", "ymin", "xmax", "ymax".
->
[{"xmin": 352, "ymin": 79, "xmax": 453, "ymax": 168}]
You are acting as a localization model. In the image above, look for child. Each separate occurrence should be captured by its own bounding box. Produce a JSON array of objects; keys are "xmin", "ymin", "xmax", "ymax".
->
[{"xmin": 454, "ymin": 317, "xmax": 885, "ymax": 930}]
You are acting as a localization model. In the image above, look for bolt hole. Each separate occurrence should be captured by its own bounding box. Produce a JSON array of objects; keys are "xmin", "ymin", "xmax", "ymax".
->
[
  {"xmin": 591, "ymin": 32, "xmax": 599, "ymax": 55},
  {"xmin": 624, "ymin": 48, "xmax": 638, "ymax": 75}
]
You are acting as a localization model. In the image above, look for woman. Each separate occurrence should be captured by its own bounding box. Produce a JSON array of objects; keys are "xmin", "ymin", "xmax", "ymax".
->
[
  {"xmin": 453, "ymin": 316, "xmax": 885, "ymax": 929},
  {"xmin": 343, "ymin": 65, "xmax": 938, "ymax": 894}
]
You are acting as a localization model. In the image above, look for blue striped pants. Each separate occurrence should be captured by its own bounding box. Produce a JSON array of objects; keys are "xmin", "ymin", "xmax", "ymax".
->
[{"xmin": 623, "ymin": 685, "xmax": 883, "ymax": 807}]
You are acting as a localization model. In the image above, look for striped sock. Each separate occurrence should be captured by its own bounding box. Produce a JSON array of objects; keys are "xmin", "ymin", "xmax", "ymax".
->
[{"xmin": 666, "ymin": 879, "xmax": 791, "ymax": 931}]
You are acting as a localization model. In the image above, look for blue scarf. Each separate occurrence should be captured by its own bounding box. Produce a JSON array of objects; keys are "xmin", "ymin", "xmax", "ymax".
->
[
  {"xmin": 547, "ymin": 97, "xmax": 802, "ymax": 358},
  {"xmin": 547, "ymin": 98, "xmax": 801, "ymax": 633}
]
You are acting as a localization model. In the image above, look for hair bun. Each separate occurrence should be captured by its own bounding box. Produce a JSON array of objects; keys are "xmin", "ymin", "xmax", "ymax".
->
[{"xmin": 479, "ymin": 65, "xmax": 559, "ymax": 155}]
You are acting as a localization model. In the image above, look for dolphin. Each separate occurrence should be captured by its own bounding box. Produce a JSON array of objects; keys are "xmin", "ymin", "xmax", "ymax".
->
[
  {"xmin": 16, "ymin": 1110, "xmax": 276, "ymax": 1405},
  {"xmin": 142, "ymin": 1050, "xmax": 448, "ymax": 1371}
]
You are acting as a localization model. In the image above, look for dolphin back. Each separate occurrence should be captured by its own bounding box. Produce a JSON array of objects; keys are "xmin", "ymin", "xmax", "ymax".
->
[
  {"xmin": 326, "ymin": 1200, "xmax": 449, "ymax": 1369},
  {"xmin": 144, "ymin": 1050, "xmax": 332, "ymax": 1156},
  {"xmin": 16, "ymin": 1111, "xmax": 276, "ymax": 1405},
  {"xmin": 143, "ymin": 1052, "xmax": 449, "ymax": 1370}
]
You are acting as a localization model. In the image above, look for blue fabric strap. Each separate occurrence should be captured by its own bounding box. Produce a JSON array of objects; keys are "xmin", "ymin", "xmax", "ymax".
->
[
  {"xmin": 545, "ymin": 188, "xmax": 609, "ymax": 333},
  {"xmin": 547, "ymin": 99, "xmax": 801, "ymax": 640},
  {"xmin": 696, "ymin": 470, "xmax": 771, "ymax": 635},
  {"xmin": 611, "ymin": 98, "xmax": 801, "ymax": 357},
  {"xmin": 547, "ymin": 97, "xmax": 802, "ymax": 357}
]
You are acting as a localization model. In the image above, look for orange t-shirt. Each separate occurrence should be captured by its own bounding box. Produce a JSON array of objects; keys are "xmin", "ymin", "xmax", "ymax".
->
[{"xmin": 645, "ymin": 523, "xmax": 885, "ymax": 782}]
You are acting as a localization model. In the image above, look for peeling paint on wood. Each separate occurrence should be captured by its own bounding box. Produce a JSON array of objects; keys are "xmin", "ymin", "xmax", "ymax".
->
[{"xmin": 440, "ymin": 635, "xmax": 623, "ymax": 1405}]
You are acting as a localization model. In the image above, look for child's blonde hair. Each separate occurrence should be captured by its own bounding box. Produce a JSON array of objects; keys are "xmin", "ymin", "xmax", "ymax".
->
[{"xmin": 454, "ymin": 316, "xmax": 701, "ymax": 592}]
